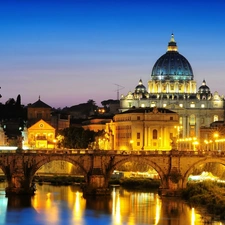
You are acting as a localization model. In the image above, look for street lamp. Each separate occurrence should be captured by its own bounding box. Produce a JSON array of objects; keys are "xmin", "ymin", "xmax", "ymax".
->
[
  {"xmin": 192, "ymin": 140, "xmax": 199, "ymax": 151},
  {"xmin": 174, "ymin": 125, "xmax": 183, "ymax": 150},
  {"xmin": 53, "ymin": 139, "xmax": 57, "ymax": 149},
  {"xmin": 130, "ymin": 140, "xmax": 134, "ymax": 150},
  {"xmin": 214, "ymin": 132, "xmax": 219, "ymax": 150}
]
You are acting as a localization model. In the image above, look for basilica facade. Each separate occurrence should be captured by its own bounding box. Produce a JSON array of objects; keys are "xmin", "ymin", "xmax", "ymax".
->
[{"xmin": 120, "ymin": 34, "xmax": 225, "ymax": 140}]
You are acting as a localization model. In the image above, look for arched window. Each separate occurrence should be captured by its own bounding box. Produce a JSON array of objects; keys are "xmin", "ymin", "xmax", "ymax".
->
[{"xmin": 153, "ymin": 129, "xmax": 157, "ymax": 139}]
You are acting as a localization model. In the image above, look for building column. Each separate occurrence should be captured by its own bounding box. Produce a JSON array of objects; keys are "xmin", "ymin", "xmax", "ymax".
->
[
  {"xmin": 144, "ymin": 126, "xmax": 147, "ymax": 148},
  {"xmin": 182, "ymin": 116, "xmax": 186, "ymax": 138},
  {"xmin": 186, "ymin": 116, "xmax": 190, "ymax": 137}
]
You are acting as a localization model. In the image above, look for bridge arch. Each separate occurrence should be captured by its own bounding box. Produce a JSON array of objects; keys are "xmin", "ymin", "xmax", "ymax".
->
[
  {"xmin": 106, "ymin": 156, "xmax": 168, "ymax": 188},
  {"xmin": 30, "ymin": 155, "xmax": 90, "ymax": 183},
  {"xmin": 182, "ymin": 157, "xmax": 225, "ymax": 188}
]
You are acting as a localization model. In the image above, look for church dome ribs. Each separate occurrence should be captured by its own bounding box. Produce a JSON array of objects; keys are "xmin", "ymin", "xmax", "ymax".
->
[{"xmin": 151, "ymin": 34, "xmax": 194, "ymax": 81}]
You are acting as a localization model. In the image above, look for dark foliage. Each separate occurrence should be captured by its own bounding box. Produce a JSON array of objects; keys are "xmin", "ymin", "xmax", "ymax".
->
[{"xmin": 58, "ymin": 127, "xmax": 101, "ymax": 149}]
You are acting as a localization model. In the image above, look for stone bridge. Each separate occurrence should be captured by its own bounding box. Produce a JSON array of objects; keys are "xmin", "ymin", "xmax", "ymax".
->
[{"xmin": 0, "ymin": 149, "xmax": 225, "ymax": 196}]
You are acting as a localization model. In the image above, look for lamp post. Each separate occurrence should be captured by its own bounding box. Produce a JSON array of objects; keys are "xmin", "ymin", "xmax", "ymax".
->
[
  {"xmin": 214, "ymin": 132, "xmax": 219, "ymax": 151},
  {"xmin": 130, "ymin": 140, "xmax": 134, "ymax": 150},
  {"xmin": 53, "ymin": 139, "xmax": 57, "ymax": 149},
  {"xmin": 204, "ymin": 140, "xmax": 209, "ymax": 151},
  {"xmin": 174, "ymin": 125, "xmax": 182, "ymax": 150}
]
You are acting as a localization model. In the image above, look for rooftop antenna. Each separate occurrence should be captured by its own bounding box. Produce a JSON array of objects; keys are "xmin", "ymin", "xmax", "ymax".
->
[{"xmin": 114, "ymin": 84, "xmax": 124, "ymax": 100}]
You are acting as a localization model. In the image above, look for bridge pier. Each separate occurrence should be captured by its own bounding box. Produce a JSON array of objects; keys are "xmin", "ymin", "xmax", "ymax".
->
[
  {"xmin": 159, "ymin": 168, "xmax": 183, "ymax": 196},
  {"xmin": 82, "ymin": 168, "xmax": 110, "ymax": 196},
  {"xmin": 5, "ymin": 173, "xmax": 35, "ymax": 196}
]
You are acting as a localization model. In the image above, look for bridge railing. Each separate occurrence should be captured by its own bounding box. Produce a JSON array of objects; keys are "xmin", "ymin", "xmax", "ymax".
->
[{"xmin": 0, "ymin": 149, "xmax": 224, "ymax": 157}]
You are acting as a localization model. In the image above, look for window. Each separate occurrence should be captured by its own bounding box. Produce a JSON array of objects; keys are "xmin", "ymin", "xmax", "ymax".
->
[
  {"xmin": 137, "ymin": 116, "xmax": 140, "ymax": 120},
  {"xmin": 163, "ymin": 103, "xmax": 167, "ymax": 107},
  {"xmin": 214, "ymin": 115, "xmax": 218, "ymax": 122},
  {"xmin": 190, "ymin": 114, "xmax": 196, "ymax": 125},
  {"xmin": 179, "ymin": 104, "xmax": 183, "ymax": 108},
  {"xmin": 151, "ymin": 103, "xmax": 156, "ymax": 107},
  {"xmin": 179, "ymin": 117, "xmax": 183, "ymax": 125},
  {"xmin": 190, "ymin": 103, "xmax": 195, "ymax": 108},
  {"xmin": 137, "ymin": 142, "xmax": 140, "ymax": 146},
  {"xmin": 170, "ymin": 117, "xmax": 173, "ymax": 120},
  {"xmin": 153, "ymin": 129, "xmax": 157, "ymax": 139},
  {"xmin": 201, "ymin": 104, "xmax": 205, "ymax": 108},
  {"xmin": 201, "ymin": 118, "xmax": 204, "ymax": 124},
  {"xmin": 141, "ymin": 104, "xmax": 145, "ymax": 108},
  {"xmin": 137, "ymin": 132, "xmax": 140, "ymax": 139}
]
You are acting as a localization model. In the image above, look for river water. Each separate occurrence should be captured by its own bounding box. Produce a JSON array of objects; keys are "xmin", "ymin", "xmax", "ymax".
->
[{"xmin": 0, "ymin": 182, "xmax": 224, "ymax": 225}]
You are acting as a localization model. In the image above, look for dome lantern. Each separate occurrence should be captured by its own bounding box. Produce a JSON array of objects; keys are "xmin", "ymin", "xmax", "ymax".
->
[{"xmin": 167, "ymin": 33, "xmax": 178, "ymax": 52}]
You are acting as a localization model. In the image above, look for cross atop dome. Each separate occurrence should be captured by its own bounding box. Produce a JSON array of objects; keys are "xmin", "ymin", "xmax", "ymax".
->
[{"xmin": 167, "ymin": 33, "xmax": 178, "ymax": 52}]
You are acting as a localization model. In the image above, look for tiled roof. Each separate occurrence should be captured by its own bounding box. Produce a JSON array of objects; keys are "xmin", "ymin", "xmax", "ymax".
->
[{"xmin": 29, "ymin": 99, "xmax": 51, "ymax": 108}]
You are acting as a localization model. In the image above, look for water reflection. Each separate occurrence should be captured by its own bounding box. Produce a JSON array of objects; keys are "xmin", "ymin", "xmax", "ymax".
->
[{"xmin": 0, "ymin": 182, "xmax": 224, "ymax": 225}]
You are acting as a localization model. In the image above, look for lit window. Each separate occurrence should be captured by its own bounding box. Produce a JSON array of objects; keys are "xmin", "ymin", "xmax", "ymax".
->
[
  {"xmin": 179, "ymin": 117, "xmax": 182, "ymax": 125},
  {"xmin": 141, "ymin": 104, "xmax": 145, "ymax": 108},
  {"xmin": 214, "ymin": 115, "xmax": 218, "ymax": 122},
  {"xmin": 163, "ymin": 103, "xmax": 167, "ymax": 107},
  {"xmin": 190, "ymin": 103, "xmax": 195, "ymax": 108},
  {"xmin": 179, "ymin": 104, "xmax": 183, "ymax": 108},
  {"xmin": 151, "ymin": 103, "xmax": 156, "ymax": 107},
  {"xmin": 201, "ymin": 104, "xmax": 205, "ymax": 108}
]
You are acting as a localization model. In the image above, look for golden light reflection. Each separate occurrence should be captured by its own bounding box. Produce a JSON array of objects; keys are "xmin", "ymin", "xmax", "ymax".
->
[
  {"xmin": 29, "ymin": 184, "xmax": 225, "ymax": 225},
  {"xmin": 73, "ymin": 191, "xmax": 83, "ymax": 222},
  {"xmin": 112, "ymin": 187, "xmax": 122, "ymax": 225},
  {"xmin": 191, "ymin": 207, "xmax": 195, "ymax": 225},
  {"xmin": 154, "ymin": 196, "xmax": 161, "ymax": 225}
]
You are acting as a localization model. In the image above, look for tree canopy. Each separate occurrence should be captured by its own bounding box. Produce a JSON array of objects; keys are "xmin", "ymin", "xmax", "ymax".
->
[{"xmin": 58, "ymin": 127, "xmax": 103, "ymax": 149}]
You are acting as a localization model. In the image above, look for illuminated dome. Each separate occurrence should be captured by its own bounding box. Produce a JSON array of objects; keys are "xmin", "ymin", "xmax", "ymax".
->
[
  {"xmin": 134, "ymin": 79, "xmax": 147, "ymax": 94},
  {"xmin": 198, "ymin": 79, "xmax": 210, "ymax": 94},
  {"xmin": 151, "ymin": 34, "xmax": 194, "ymax": 81},
  {"xmin": 197, "ymin": 79, "xmax": 212, "ymax": 100}
]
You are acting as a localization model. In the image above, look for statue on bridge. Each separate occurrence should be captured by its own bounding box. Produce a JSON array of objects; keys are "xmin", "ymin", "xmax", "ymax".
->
[
  {"xmin": 170, "ymin": 137, "xmax": 177, "ymax": 150},
  {"xmin": 17, "ymin": 135, "xmax": 23, "ymax": 151}
]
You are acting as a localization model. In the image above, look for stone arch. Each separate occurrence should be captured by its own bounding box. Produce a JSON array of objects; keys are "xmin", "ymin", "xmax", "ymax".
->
[
  {"xmin": 182, "ymin": 157, "xmax": 225, "ymax": 188},
  {"xmin": 0, "ymin": 165, "xmax": 6, "ymax": 176},
  {"xmin": 108, "ymin": 156, "xmax": 168, "ymax": 188},
  {"xmin": 30, "ymin": 155, "xmax": 90, "ymax": 183}
]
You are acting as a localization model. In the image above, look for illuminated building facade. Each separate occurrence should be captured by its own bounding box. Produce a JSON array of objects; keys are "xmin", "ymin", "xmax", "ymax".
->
[
  {"xmin": 27, "ymin": 119, "xmax": 55, "ymax": 149},
  {"xmin": 111, "ymin": 107, "xmax": 179, "ymax": 151},
  {"xmin": 120, "ymin": 34, "xmax": 225, "ymax": 140}
]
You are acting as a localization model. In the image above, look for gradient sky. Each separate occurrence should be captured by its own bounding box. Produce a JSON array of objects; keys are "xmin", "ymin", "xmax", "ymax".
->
[{"xmin": 0, "ymin": 0, "xmax": 225, "ymax": 108}]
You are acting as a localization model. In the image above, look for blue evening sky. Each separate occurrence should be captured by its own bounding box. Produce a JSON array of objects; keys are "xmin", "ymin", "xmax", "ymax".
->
[{"xmin": 0, "ymin": 0, "xmax": 225, "ymax": 108}]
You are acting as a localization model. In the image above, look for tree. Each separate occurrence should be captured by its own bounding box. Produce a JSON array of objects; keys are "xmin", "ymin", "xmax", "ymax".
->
[
  {"xmin": 58, "ymin": 127, "xmax": 99, "ymax": 149},
  {"xmin": 5, "ymin": 98, "xmax": 16, "ymax": 105},
  {"xmin": 16, "ymin": 94, "xmax": 21, "ymax": 107},
  {"xmin": 87, "ymin": 99, "xmax": 96, "ymax": 105}
]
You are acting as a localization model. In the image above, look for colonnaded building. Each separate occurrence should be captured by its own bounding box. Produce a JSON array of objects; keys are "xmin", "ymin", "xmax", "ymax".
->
[{"xmin": 119, "ymin": 34, "xmax": 225, "ymax": 145}]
